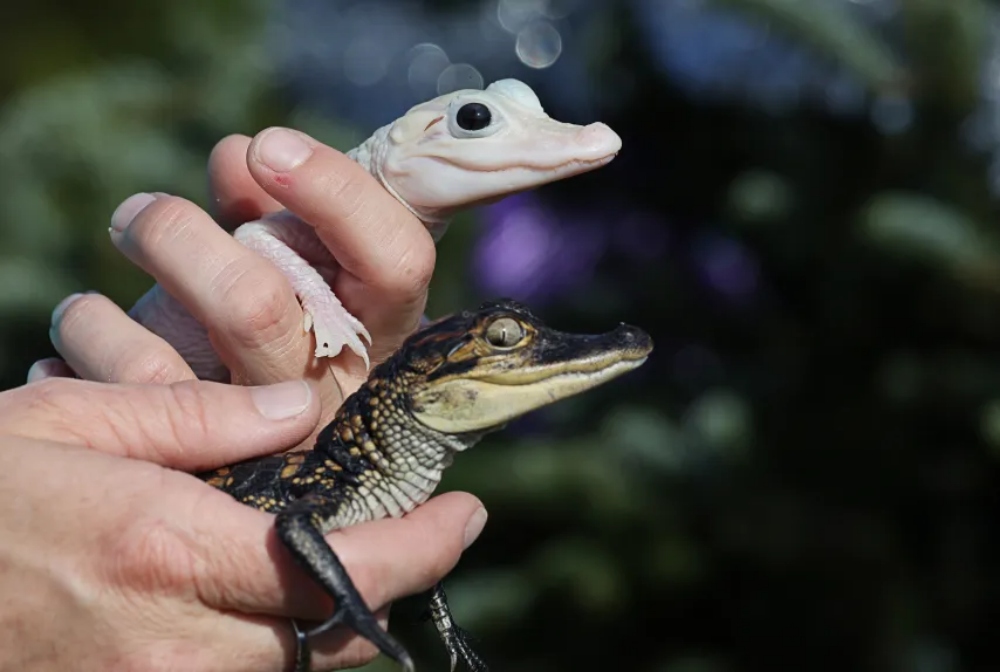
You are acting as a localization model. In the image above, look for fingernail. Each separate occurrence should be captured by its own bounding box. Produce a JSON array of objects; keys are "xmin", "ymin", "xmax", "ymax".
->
[
  {"xmin": 27, "ymin": 358, "xmax": 73, "ymax": 383},
  {"xmin": 26, "ymin": 360, "xmax": 46, "ymax": 383},
  {"xmin": 110, "ymin": 192, "xmax": 157, "ymax": 232},
  {"xmin": 27, "ymin": 359, "xmax": 56, "ymax": 383},
  {"xmin": 256, "ymin": 128, "xmax": 313, "ymax": 172},
  {"xmin": 463, "ymin": 507, "xmax": 488, "ymax": 550},
  {"xmin": 251, "ymin": 380, "xmax": 312, "ymax": 420},
  {"xmin": 51, "ymin": 293, "xmax": 85, "ymax": 324}
]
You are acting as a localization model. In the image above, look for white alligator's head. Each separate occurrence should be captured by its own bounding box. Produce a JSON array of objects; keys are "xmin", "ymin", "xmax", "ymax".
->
[{"xmin": 360, "ymin": 79, "xmax": 621, "ymax": 231}]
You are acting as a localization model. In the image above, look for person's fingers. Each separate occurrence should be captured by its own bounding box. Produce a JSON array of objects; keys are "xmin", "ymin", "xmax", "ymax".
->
[
  {"xmin": 49, "ymin": 292, "xmax": 196, "ymax": 384},
  {"xmin": 245, "ymin": 127, "xmax": 436, "ymax": 362},
  {"xmin": 110, "ymin": 192, "xmax": 318, "ymax": 385},
  {"xmin": 0, "ymin": 377, "xmax": 320, "ymax": 470},
  {"xmin": 207, "ymin": 134, "xmax": 283, "ymax": 230},
  {"xmin": 193, "ymin": 490, "xmax": 487, "ymax": 621},
  {"xmin": 0, "ymin": 434, "xmax": 388, "ymax": 672},
  {"xmin": 26, "ymin": 357, "xmax": 76, "ymax": 383},
  {"xmin": 195, "ymin": 605, "xmax": 391, "ymax": 672},
  {"xmin": 246, "ymin": 128, "xmax": 435, "ymax": 291},
  {"xmin": 122, "ymin": 488, "xmax": 484, "ymax": 670}
]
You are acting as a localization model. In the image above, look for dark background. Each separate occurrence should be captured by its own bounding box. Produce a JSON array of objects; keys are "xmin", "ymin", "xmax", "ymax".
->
[{"xmin": 3, "ymin": 0, "xmax": 1000, "ymax": 670}]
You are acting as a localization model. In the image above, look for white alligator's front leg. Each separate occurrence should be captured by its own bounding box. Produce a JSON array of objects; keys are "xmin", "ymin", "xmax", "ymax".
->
[{"xmin": 233, "ymin": 212, "xmax": 373, "ymax": 369}]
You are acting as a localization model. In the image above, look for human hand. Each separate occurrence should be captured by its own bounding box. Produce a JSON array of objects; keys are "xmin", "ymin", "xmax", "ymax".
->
[
  {"xmin": 0, "ymin": 376, "xmax": 485, "ymax": 671},
  {"xmin": 36, "ymin": 128, "xmax": 436, "ymax": 432}
]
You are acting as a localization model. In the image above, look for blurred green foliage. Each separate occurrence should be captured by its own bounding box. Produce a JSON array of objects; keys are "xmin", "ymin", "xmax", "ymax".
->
[{"xmin": 6, "ymin": 0, "xmax": 1000, "ymax": 671}]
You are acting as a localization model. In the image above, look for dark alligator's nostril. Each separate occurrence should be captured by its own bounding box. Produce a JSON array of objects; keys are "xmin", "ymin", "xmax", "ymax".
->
[{"xmin": 615, "ymin": 324, "xmax": 654, "ymax": 354}]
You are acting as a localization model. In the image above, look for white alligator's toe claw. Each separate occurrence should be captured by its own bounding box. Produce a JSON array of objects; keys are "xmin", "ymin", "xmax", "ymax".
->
[{"xmin": 305, "ymin": 302, "xmax": 371, "ymax": 368}]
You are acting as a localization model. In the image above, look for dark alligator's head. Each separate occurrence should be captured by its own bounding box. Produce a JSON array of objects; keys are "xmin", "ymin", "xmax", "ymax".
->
[
  {"xmin": 378, "ymin": 298, "xmax": 653, "ymax": 435},
  {"xmin": 314, "ymin": 298, "xmax": 653, "ymax": 510}
]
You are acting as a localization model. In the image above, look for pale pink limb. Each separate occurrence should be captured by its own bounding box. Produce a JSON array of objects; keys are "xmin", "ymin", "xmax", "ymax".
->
[{"xmin": 233, "ymin": 213, "xmax": 372, "ymax": 370}]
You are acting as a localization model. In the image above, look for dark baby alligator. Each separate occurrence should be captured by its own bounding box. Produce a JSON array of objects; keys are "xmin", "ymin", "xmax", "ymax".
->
[{"xmin": 198, "ymin": 299, "xmax": 653, "ymax": 671}]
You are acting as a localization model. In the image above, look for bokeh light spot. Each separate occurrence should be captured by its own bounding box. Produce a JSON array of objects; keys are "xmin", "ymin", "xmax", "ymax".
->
[
  {"xmin": 407, "ymin": 43, "xmax": 450, "ymax": 98},
  {"xmin": 516, "ymin": 21, "xmax": 563, "ymax": 69},
  {"xmin": 437, "ymin": 63, "xmax": 484, "ymax": 94}
]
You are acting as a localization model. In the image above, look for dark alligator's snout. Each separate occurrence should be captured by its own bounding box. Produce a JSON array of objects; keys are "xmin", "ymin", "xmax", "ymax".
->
[{"xmin": 610, "ymin": 323, "xmax": 654, "ymax": 358}]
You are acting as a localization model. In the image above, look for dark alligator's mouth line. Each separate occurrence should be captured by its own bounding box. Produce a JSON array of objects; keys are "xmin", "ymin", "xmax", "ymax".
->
[{"xmin": 476, "ymin": 348, "xmax": 650, "ymax": 386}]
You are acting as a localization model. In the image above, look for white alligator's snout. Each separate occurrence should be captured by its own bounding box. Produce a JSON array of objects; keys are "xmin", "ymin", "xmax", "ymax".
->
[{"xmin": 574, "ymin": 122, "xmax": 622, "ymax": 159}]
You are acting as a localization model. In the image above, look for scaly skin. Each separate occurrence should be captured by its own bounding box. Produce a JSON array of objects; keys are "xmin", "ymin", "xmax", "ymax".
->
[
  {"xmin": 129, "ymin": 80, "xmax": 622, "ymax": 378},
  {"xmin": 199, "ymin": 298, "xmax": 653, "ymax": 671}
]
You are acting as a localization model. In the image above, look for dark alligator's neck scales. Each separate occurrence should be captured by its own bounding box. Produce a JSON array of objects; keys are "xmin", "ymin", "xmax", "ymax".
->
[
  {"xmin": 308, "ymin": 370, "xmax": 477, "ymax": 530},
  {"xmin": 201, "ymin": 365, "xmax": 479, "ymax": 532}
]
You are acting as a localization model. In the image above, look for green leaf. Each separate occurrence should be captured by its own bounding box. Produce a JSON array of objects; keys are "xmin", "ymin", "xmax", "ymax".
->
[{"xmin": 859, "ymin": 191, "xmax": 1000, "ymax": 286}]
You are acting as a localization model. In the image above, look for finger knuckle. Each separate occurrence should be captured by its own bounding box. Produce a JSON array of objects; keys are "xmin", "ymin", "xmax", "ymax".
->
[
  {"xmin": 114, "ymin": 349, "xmax": 184, "ymax": 385},
  {"xmin": 315, "ymin": 167, "xmax": 367, "ymax": 220},
  {"xmin": 336, "ymin": 637, "xmax": 381, "ymax": 669},
  {"xmin": 159, "ymin": 381, "xmax": 213, "ymax": 446},
  {"xmin": 386, "ymin": 238, "xmax": 436, "ymax": 298},
  {"xmin": 12, "ymin": 377, "xmax": 75, "ymax": 416},
  {"xmin": 109, "ymin": 516, "xmax": 198, "ymax": 597},
  {"xmin": 0, "ymin": 378, "xmax": 107, "ymax": 445},
  {"xmin": 126, "ymin": 197, "xmax": 201, "ymax": 253},
  {"xmin": 216, "ymin": 260, "xmax": 296, "ymax": 348}
]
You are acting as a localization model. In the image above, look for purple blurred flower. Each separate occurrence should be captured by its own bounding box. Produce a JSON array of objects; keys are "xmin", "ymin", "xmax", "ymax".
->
[
  {"xmin": 472, "ymin": 192, "xmax": 607, "ymax": 303},
  {"xmin": 691, "ymin": 232, "xmax": 759, "ymax": 303},
  {"xmin": 612, "ymin": 210, "xmax": 670, "ymax": 262},
  {"xmin": 471, "ymin": 193, "xmax": 671, "ymax": 304}
]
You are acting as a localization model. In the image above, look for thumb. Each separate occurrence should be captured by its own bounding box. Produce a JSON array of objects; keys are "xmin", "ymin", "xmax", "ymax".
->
[{"xmin": 0, "ymin": 377, "xmax": 321, "ymax": 470}]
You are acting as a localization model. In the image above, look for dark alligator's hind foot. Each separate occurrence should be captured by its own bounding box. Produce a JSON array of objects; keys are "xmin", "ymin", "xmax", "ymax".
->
[
  {"xmin": 303, "ymin": 597, "xmax": 415, "ymax": 672},
  {"xmin": 428, "ymin": 583, "xmax": 489, "ymax": 672},
  {"xmin": 276, "ymin": 502, "xmax": 415, "ymax": 672}
]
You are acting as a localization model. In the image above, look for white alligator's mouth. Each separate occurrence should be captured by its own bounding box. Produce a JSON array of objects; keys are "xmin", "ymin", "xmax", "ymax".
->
[
  {"xmin": 424, "ymin": 151, "xmax": 619, "ymax": 175},
  {"xmin": 490, "ymin": 151, "xmax": 621, "ymax": 174},
  {"xmin": 556, "ymin": 152, "xmax": 619, "ymax": 170}
]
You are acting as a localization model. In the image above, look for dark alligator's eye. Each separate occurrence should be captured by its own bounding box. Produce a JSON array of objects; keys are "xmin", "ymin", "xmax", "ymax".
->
[
  {"xmin": 485, "ymin": 317, "xmax": 524, "ymax": 348},
  {"xmin": 456, "ymin": 102, "xmax": 492, "ymax": 131}
]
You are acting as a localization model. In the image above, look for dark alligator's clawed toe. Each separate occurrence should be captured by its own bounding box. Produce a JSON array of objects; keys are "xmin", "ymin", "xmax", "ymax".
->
[
  {"xmin": 301, "ymin": 595, "xmax": 415, "ymax": 672},
  {"xmin": 447, "ymin": 627, "xmax": 488, "ymax": 672},
  {"xmin": 291, "ymin": 619, "xmax": 311, "ymax": 672},
  {"xmin": 427, "ymin": 584, "xmax": 488, "ymax": 672}
]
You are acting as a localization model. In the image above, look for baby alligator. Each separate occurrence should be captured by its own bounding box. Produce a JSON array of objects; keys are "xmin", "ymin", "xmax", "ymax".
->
[{"xmin": 198, "ymin": 298, "xmax": 653, "ymax": 671}]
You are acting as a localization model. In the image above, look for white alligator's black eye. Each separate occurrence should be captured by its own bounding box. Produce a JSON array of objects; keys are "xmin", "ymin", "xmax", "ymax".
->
[
  {"xmin": 485, "ymin": 317, "xmax": 525, "ymax": 348},
  {"xmin": 456, "ymin": 102, "xmax": 492, "ymax": 131}
]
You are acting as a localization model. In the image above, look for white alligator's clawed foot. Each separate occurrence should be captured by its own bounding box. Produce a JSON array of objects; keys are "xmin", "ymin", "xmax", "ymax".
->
[{"xmin": 302, "ymin": 300, "xmax": 373, "ymax": 370}]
